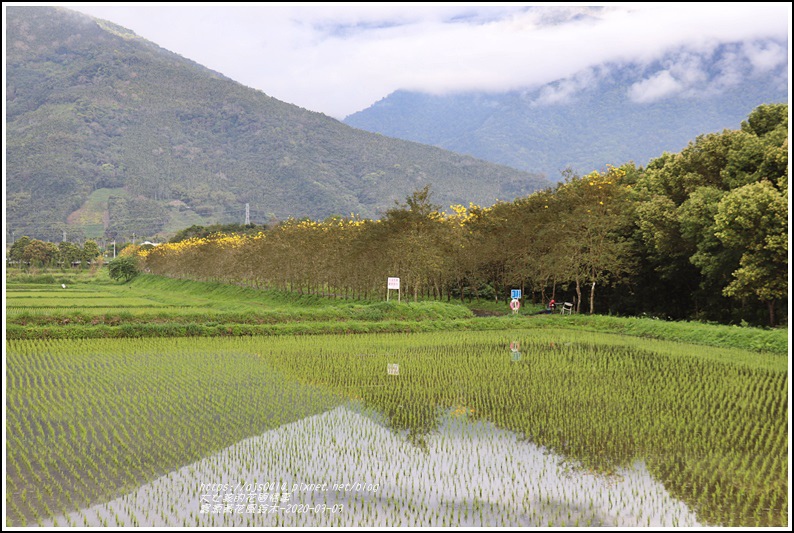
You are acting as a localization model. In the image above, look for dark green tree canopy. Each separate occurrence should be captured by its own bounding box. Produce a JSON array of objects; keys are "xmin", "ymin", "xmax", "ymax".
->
[
  {"xmin": 108, "ymin": 255, "xmax": 140, "ymax": 282},
  {"xmin": 9, "ymin": 236, "xmax": 32, "ymax": 262},
  {"xmin": 741, "ymin": 103, "xmax": 788, "ymax": 137}
]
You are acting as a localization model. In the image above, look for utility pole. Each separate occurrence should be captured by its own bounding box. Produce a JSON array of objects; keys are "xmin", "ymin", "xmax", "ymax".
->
[
  {"xmin": 113, "ymin": 240, "xmax": 116, "ymax": 258},
  {"xmin": 245, "ymin": 203, "xmax": 250, "ymax": 225},
  {"xmin": 132, "ymin": 233, "xmax": 136, "ymax": 246},
  {"xmin": 63, "ymin": 230, "xmax": 67, "ymax": 242}
]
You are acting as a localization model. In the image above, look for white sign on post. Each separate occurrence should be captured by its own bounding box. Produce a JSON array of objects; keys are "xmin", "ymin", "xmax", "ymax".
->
[{"xmin": 387, "ymin": 277, "xmax": 401, "ymax": 302}]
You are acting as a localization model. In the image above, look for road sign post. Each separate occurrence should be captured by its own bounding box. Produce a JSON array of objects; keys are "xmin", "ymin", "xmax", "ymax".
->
[{"xmin": 387, "ymin": 277, "xmax": 400, "ymax": 302}]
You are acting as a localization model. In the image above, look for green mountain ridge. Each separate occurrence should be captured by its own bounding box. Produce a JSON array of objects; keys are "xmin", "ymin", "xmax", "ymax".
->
[{"xmin": 6, "ymin": 7, "xmax": 549, "ymax": 242}]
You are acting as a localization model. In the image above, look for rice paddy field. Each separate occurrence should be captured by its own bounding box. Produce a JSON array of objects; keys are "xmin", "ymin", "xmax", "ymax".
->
[
  {"xmin": 5, "ymin": 276, "xmax": 351, "ymax": 317},
  {"xmin": 6, "ymin": 330, "xmax": 788, "ymax": 527},
  {"xmin": 5, "ymin": 275, "xmax": 476, "ymax": 339}
]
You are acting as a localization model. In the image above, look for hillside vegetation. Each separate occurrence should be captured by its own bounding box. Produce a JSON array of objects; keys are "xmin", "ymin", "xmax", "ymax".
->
[{"xmin": 6, "ymin": 7, "xmax": 547, "ymax": 242}]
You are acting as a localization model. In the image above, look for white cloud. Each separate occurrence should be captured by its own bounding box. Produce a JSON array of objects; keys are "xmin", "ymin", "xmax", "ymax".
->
[
  {"xmin": 711, "ymin": 46, "xmax": 747, "ymax": 90},
  {"xmin": 627, "ymin": 70, "xmax": 684, "ymax": 103},
  {"xmin": 743, "ymin": 40, "xmax": 787, "ymax": 73},
  {"xmin": 532, "ymin": 67, "xmax": 604, "ymax": 106},
  {"xmin": 667, "ymin": 54, "xmax": 708, "ymax": 89},
  {"xmin": 62, "ymin": 3, "xmax": 790, "ymax": 118},
  {"xmin": 625, "ymin": 37, "xmax": 789, "ymax": 103}
]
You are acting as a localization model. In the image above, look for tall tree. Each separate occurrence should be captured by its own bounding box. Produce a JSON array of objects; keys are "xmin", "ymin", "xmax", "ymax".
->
[
  {"xmin": 555, "ymin": 166, "xmax": 635, "ymax": 314},
  {"xmin": 382, "ymin": 186, "xmax": 446, "ymax": 301},
  {"xmin": 714, "ymin": 178, "xmax": 788, "ymax": 326},
  {"xmin": 82, "ymin": 240, "xmax": 102, "ymax": 267},
  {"xmin": 58, "ymin": 241, "xmax": 82, "ymax": 268},
  {"xmin": 22, "ymin": 240, "xmax": 59, "ymax": 267},
  {"xmin": 9, "ymin": 236, "xmax": 32, "ymax": 265}
]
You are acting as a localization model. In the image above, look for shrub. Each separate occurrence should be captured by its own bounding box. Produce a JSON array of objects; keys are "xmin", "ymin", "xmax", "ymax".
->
[{"xmin": 107, "ymin": 256, "xmax": 140, "ymax": 282}]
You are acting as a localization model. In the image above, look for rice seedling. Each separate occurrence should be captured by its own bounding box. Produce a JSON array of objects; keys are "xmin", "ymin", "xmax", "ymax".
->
[{"xmin": 7, "ymin": 329, "xmax": 786, "ymax": 526}]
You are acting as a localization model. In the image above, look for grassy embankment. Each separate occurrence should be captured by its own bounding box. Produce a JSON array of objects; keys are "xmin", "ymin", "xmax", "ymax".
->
[{"xmin": 5, "ymin": 271, "xmax": 787, "ymax": 355}]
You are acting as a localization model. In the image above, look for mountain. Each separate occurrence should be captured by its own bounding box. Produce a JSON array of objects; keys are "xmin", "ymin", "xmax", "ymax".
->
[
  {"xmin": 344, "ymin": 53, "xmax": 788, "ymax": 180},
  {"xmin": 5, "ymin": 7, "xmax": 549, "ymax": 242}
]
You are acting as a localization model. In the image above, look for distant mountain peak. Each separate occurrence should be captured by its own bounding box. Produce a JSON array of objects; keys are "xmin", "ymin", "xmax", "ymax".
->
[
  {"xmin": 345, "ymin": 48, "xmax": 787, "ymax": 179},
  {"xmin": 6, "ymin": 6, "xmax": 549, "ymax": 242}
]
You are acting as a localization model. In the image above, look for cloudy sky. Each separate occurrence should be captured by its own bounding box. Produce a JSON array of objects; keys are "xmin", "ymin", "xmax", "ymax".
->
[{"xmin": 57, "ymin": 3, "xmax": 791, "ymax": 118}]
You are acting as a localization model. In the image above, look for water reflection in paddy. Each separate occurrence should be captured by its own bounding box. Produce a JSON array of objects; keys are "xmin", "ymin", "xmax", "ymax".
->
[{"xmin": 45, "ymin": 403, "xmax": 700, "ymax": 527}]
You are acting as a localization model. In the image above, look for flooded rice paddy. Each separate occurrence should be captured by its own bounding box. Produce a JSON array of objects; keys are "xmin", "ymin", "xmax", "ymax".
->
[
  {"xmin": 40, "ymin": 405, "xmax": 700, "ymax": 527},
  {"xmin": 7, "ymin": 331, "xmax": 788, "ymax": 527}
]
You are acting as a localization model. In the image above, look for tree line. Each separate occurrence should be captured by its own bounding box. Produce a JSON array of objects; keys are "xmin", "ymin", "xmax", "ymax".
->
[
  {"xmin": 6, "ymin": 237, "xmax": 148, "ymax": 270},
  {"xmin": 142, "ymin": 104, "xmax": 787, "ymax": 326},
  {"xmin": 7, "ymin": 237, "xmax": 102, "ymax": 269}
]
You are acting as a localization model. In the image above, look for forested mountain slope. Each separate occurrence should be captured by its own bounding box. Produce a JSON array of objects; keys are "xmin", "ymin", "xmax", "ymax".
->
[{"xmin": 6, "ymin": 7, "xmax": 548, "ymax": 241}]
